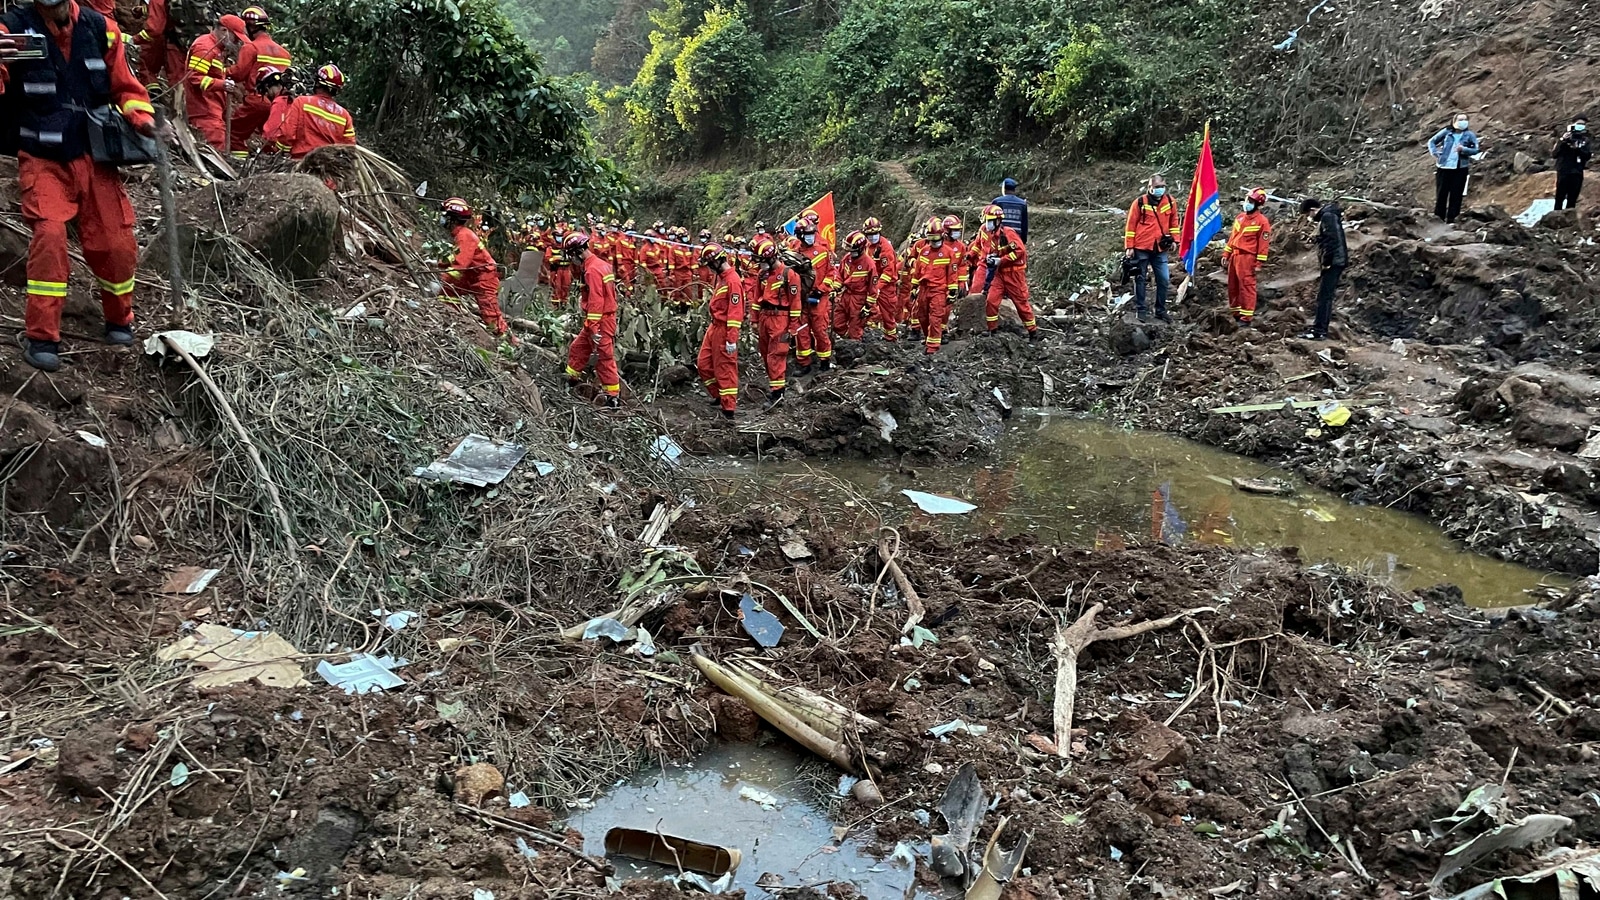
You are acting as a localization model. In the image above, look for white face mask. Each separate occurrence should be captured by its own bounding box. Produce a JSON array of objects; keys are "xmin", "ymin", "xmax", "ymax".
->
[
  {"xmin": 983, "ymin": 221, "xmax": 997, "ymax": 233},
  {"xmin": 1454, "ymin": 119, "xmax": 1469, "ymax": 130},
  {"xmin": 1243, "ymin": 202, "xmax": 1257, "ymax": 213},
  {"xmin": 868, "ymin": 234, "xmax": 880, "ymax": 243},
  {"xmin": 949, "ymin": 230, "xmax": 962, "ymax": 241}
]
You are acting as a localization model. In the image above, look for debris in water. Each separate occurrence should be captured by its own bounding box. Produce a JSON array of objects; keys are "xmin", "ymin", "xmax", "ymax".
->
[
  {"xmin": 603, "ymin": 827, "xmax": 742, "ymax": 876},
  {"xmin": 1231, "ymin": 477, "xmax": 1294, "ymax": 497},
  {"xmin": 737, "ymin": 785, "xmax": 783, "ymax": 810},
  {"xmin": 902, "ymin": 489, "xmax": 977, "ymax": 515},
  {"xmin": 414, "ymin": 434, "xmax": 528, "ymax": 486}
]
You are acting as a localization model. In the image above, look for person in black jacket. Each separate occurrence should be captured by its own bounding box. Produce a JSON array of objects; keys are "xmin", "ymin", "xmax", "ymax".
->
[
  {"xmin": 1553, "ymin": 115, "xmax": 1590, "ymax": 211},
  {"xmin": 1299, "ymin": 198, "xmax": 1347, "ymax": 341}
]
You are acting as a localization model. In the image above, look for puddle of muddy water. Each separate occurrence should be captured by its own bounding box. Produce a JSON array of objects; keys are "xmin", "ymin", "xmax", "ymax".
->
[
  {"xmin": 707, "ymin": 415, "xmax": 1565, "ymax": 608},
  {"xmin": 567, "ymin": 743, "xmax": 946, "ymax": 899}
]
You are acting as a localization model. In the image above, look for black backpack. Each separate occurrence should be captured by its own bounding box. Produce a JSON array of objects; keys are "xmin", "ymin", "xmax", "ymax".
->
[{"xmin": 777, "ymin": 248, "xmax": 816, "ymax": 298}]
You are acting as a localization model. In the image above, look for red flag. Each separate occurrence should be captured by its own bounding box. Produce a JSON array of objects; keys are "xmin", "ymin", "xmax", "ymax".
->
[
  {"xmin": 784, "ymin": 192, "xmax": 836, "ymax": 248},
  {"xmin": 1179, "ymin": 123, "xmax": 1223, "ymax": 275}
]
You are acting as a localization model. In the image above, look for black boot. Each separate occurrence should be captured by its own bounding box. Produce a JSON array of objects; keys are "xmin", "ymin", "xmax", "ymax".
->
[
  {"xmin": 720, "ymin": 409, "xmax": 736, "ymax": 421},
  {"xmin": 105, "ymin": 323, "xmax": 135, "ymax": 346},
  {"xmin": 606, "ymin": 396, "xmax": 620, "ymax": 408},
  {"xmin": 1028, "ymin": 329, "xmax": 1042, "ymax": 342},
  {"xmin": 18, "ymin": 336, "xmax": 60, "ymax": 372},
  {"xmin": 1137, "ymin": 309, "xmax": 1150, "ymax": 323},
  {"xmin": 765, "ymin": 388, "xmax": 785, "ymax": 411},
  {"xmin": 1156, "ymin": 309, "xmax": 1171, "ymax": 323},
  {"xmin": 818, "ymin": 358, "xmax": 831, "ymax": 372}
]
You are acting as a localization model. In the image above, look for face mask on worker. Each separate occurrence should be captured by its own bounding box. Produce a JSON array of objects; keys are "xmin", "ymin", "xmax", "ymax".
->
[
  {"xmin": 1150, "ymin": 186, "xmax": 1166, "ymax": 198},
  {"xmin": 949, "ymin": 229, "xmax": 962, "ymax": 241},
  {"xmin": 802, "ymin": 233, "xmax": 816, "ymax": 246},
  {"xmin": 1454, "ymin": 118, "xmax": 1469, "ymax": 130},
  {"xmin": 983, "ymin": 221, "xmax": 997, "ymax": 233},
  {"xmin": 1575, "ymin": 123, "xmax": 1589, "ymax": 133},
  {"xmin": 931, "ymin": 236, "xmax": 944, "ymax": 247},
  {"xmin": 868, "ymin": 234, "xmax": 880, "ymax": 244},
  {"xmin": 1243, "ymin": 201, "xmax": 1257, "ymax": 213}
]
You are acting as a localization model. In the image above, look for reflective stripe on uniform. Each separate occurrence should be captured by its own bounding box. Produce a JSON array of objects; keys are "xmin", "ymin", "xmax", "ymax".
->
[
  {"xmin": 28, "ymin": 280, "xmax": 69, "ymax": 297},
  {"xmin": 304, "ymin": 104, "xmax": 346, "ymax": 125},
  {"xmin": 96, "ymin": 275, "xmax": 135, "ymax": 295}
]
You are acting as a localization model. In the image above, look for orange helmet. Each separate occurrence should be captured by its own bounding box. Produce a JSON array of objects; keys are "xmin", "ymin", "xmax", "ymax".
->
[
  {"xmin": 754, "ymin": 220, "xmax": 768, "ymax": 233},
  {"xmin": 1247, "ymin": 187, "xmax": 1268, "ymax": 205},
  {"xmin": 925, "ymin": 216, "xmax": 945, "ymax": 237},
  {"xmin": 316, "ymin": 64, "xmax": 345, "ymax": 92},
  {"xmin": 797, "ymin": 212, "xmax": 820, "ymax": 234},
  {"xmin": 699, "ymin": 242, "xmax": 728, "ymax": 266},
  {"xmin": 981, "ymin": 203, "xmax": 1004, "ymax": 222},
  {"xmin": 941, "ymin": 214, "xmax": 963, "ymax": 234},
  {"xmin": 753, "ymin": 237, "xmax": 778, "ymax": 260},
  {"xmin": 862, "ymin": 216, "xmax": 882, "ymax": 234},
  {"xmin": 843, "ymin": 230, "xmax": 868, "ymax": 252},
  {"xmin": 241, "ymin": 5, "xmax": 268, "ymax": 25},
  {"xmin": 441, "ymin": 197, "xmax": 472, "ymax": 219},
  {"xmin": 563, "ymin": 230, "xmax": 590, "ymax": 250}
]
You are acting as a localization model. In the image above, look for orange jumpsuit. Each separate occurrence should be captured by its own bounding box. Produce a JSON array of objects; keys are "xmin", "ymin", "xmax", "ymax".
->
[
  {"xmin": 911, "ymin": 241, "xmax": 964, "ymax": 354},
  {"xmin": 790, "ymin": 238, "xmax": 839, "ymax": 369},
  {"xmin": 547, "ymin": 245, "xmax": 573, "ymax": 306},
  {"xmin": 590, "ymin": 231, "xmax": 615, "ymax": 269},
  {"xmin": 832, "ymin": 250, "xmax": 879, "ymax": 340},
  {"xmin": 566, "ymin": 253, "xmax": 620, "ymax": 398},
  {"xmin": 755, "ymin": 261, "xmax": 802, "ymax": 395},
  {"xmin": 639, "ymin": 239, "xmax": 668, "ymax": 292},
  {"xmin": 134, "ymin": 0, "xmax": 185, "ymax": 86},
  {"xmin": 274, "ymin": 92, "xmax": 356, "ymax": 159},
  {"xmin": 227, "ymin": 29, "xmax": 291, "ymax": 158},
  {"xmin": 697, "ymin": 265, "xmax": 746, "ymax": 413},
  {"xmin": 970, "ymin": 225, "xmax": 1037, "ymax": 333},
  {"xmin": 1, "ymin": 3, "xmax": 153, "ymax": 344},
  {"xmin": 183, "ymin": 32, "xmax": 230, "ymax": 150},
  {"xmin": 867, "ymin": 236, "xmax": 901, "ymax": 340},
  {"xmin": 614, "ymin": 232, "xmax": 638, "ymax": 290},
  {"xmin": 441, "ymin": 223, "xmax": 507, "ymax": 335},
  {"xmin": 1223, "ymin": 210, "xmax": 1271, "ymax": 321}
]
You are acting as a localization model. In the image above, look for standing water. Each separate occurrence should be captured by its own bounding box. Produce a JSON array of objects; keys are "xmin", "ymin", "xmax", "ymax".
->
[{"xmin": 709, "ymin": 416, "xmax": 1563, "ymax": 608}]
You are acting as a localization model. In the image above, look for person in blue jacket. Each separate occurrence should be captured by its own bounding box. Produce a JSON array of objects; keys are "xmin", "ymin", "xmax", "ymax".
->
[
  {"xmin": 992, "ymin": 177, "xmax": 1029, "ymax": 245},
  {"xmin": 1428, "ymin": 113, "xmax": 1481, "ymax": 224}
]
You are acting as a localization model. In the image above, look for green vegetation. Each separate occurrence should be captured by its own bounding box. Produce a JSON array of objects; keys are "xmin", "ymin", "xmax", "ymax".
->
[
  {"xmin": 279, "ymin": 0, "xmax": 631, "ymax": 208},
  {"xmin": 496, "ymin": 0, "xmax": 620, "ymax": 75}
]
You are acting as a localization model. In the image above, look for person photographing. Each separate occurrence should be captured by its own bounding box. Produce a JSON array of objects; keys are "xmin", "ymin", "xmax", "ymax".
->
[{"xmin": 1552, "ymin": 115, "xmax": 1590, "ymax": 211}]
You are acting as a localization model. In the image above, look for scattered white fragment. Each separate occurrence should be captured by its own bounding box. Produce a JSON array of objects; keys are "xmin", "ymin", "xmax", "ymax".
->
[
  {"xmin": 143, "ymin": 330, "xmax": 215, "ymax": 360},
  {"xmin": 902, "ymin": 490, "xmax": 977, "ymax": 515},
  {"xmin": 75, "ymin": 430, "xmax": 108, "ymax": 448},
  {"xmin": 316, "ymin": 654, "xmax": 407, "ymax": 694},
  {"xmin": 650, "ymin": 435, "xmax": 685, "ymax": 465},
  {"xmin": 508, "ymin": 791, "xmax": 531, "ymax": 808},
  {"xmin": 738, "ymin": 786, "xmax": 784, "ymax": 810},
  {"xmin": 928, "ymin": 719, "xmax": 989, "ymax": 740}
]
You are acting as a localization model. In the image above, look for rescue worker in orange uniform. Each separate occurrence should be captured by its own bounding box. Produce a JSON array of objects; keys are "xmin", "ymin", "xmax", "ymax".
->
[
  {"xmin": 751, "ymin": 236, "xmax": 801, "ymax": 408},
  {"xmin": 862, "ymin": 217, "xmax": 900, "ymax": 341},
  {"xmin": 833, "ymin": 230, "xmax": 878, "ymax": 340},
  {"xmin": 667, "ymin": 227, "xmax": 695, "ymax": 307},
  {"xmin": 906, "ymin": 216, "xmax": 942, "ymax": 340},
  {"xmin": 590, "ymin": 221, "xmax": 615, "ymax": 271},
  {"xmin": 563, "ymin": 231, "xmax": 621, "ymax": 405},
  {"xmin": 614, "ymin": 219, "xmax": 638, "ymax": 293},
  {"xmin": 272, "ymin": 64, "xmax": 356, "ymax": 159},
  {"xmin": 438, "ymin": 198, "xmax": 514, "ymax": 342},
  {"xmin": 133, "ymin": 0, "xmax": 185, "ymax": 86},
  {"xmin": 695, "ymin": 243, "xmax": 745, "ymax": 419},
  {"xmin": 910, "ymin": 219, "xmax": 964, "ymax": 354},
  {"xmin": 547, "ymin": 221, "xmax": 574, "ymax": 307},
  {"xmin": 941, "ymin": 214, "xmax": 968, "ymax": 290},
  {"xmin": 971, "ymin": 204, "xmax": 1041, "ymax": 340},
  {"xmin": 2, "ymin": 0, "xmax": 164, "ymax": 372},
  {"xmin": 1122, "ymin": 174, "xmax": 1180, "ymax": 322},
  {"xmin": 184, "ymin": 15, "xmax": 245, "ymax": 152},
  {"xmin": 693, "ymin": 228, "xmax": 715, "ymax": 302},
  {"xmin": 225, "ymin": 6, "xmax": 290, "ymax": 160},
  {"xmin": 789, "ymin": 213, "xmax": 838, "ymax": 373},
  {"xmin": 639, "ymin": 223, "xmax": 669, "ymax": 293},
  {"xmin": 1223, "ymin": 188, "xmax": 1272, "ymax": 325},
  {"xmin": 255, "ymin": 65, "xmax": 292, "ymax": 145}
]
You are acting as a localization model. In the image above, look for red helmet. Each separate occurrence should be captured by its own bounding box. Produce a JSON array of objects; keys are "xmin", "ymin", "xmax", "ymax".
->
[
  {"xmin": 981, "ymin": 203, "xmax": 1004, "ymax": 222},
  {"xmin": 564, "ymin": 230, "xmax": 590, "ymax": 250},
  {"xmin": 941, "ymin": 214, "xmax": 963, "ymax": 234},
  {"xmin": 441, "ymin": 197, "xmax": 472, "ymax": 219},
  {"xmin": 699, "ymin": 242, "xmax": 728, "ymax": 266},
  {"xmin": 1247, "ymin": 187, "xmax": 1268, "ymax": 205},
  {"xmin": 796, "ymin": 212, "xmax": 820, "ymax": 234},
  {"xmin": 843, "ymin": 230, "xmax": 868, "ymax": 252},
  {"xmin": 752, "ymin": 237, "xmax": 778, "ymax": 260},
  {"xmin": 255, "ymin": 64, "xmax": 285, "ymax": 92},
  {"xmin": 699, "ymin": 228, "xmax": 713, "ymax": 241},
  {"xmin": 241, "ymin": 5, "xmax": 269, "ymax": 25},
  {"xmin": 924, "ymin": 216, "xmax": 945, "ymax": 237},
  {"xmin": 862, "ymin": 216, "xmax": 882, "ymax": 234},
  {"xmin": 316, "ymin": 64, "xmax": 345, "ymax": 92}
]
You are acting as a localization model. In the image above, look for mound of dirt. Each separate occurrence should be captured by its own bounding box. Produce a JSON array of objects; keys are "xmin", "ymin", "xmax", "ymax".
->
[{"xmin": 143, "ymin": 173, "xmax": 341, "ymax": 281}]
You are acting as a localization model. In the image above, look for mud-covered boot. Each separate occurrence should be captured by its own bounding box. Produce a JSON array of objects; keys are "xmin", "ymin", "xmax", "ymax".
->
[
  {"xmin": 105, "ymin": 323, "xmax": 135, "ymax": 346},
  {"xmin": 1028, "ymin": 329, "xmax": 1043, "ymax": 342},
  {"xmin": 818, "ymin": 358, "xmax": 832, "ymax": 372},
  {"xmin": 18, "ymin": 336, "xmax": 60, "ymax": 372}
]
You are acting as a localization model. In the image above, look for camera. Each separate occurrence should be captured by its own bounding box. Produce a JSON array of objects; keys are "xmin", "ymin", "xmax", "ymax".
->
[{"xmin": 1158, "ymin": 236, "xmax": 1177, "ymax": 254}]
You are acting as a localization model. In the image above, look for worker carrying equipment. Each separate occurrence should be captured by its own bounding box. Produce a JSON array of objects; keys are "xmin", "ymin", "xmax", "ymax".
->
[
  {"xmin": 971, "ymin": 204, "xmax": 1039, "ymax": 340},
  {"xmin": 1222, "ymin": 188, "xmax": 1272, "ymax": 325},
  {"xmin": 564, "ymin": 229, "xmax": 621, "ymax": 405},
  {"xmin": 225, "ymin": 6, "xmax": 290, "ymax": 159},
  {"xmin": 833, "ymin": 229, "xmax": 878, "ymax": 340},
  {"xmin": 438, "ymin": 197, "xmax": 513, "ymax": 342},
  {"xmin": 695, "ymin": 242, "xmax": 745, "ymax": 418},
  {"xmin": 787, "ymin": 213, "xmax": 838, "ymax": 372},
  {"xmin": 752, "ymin": 236, "xmax": 802, "ymax": 408},
  {"xmin": 271, "ymin": 63, "xmax": 355, "ymax": 159},
  {"xmin": 1, "ymin": 0, "xmax": 163, "ymax": 372}
]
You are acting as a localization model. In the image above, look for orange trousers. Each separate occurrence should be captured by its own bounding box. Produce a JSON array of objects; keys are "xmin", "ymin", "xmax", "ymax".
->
[
  {"xmin": 756, "ymin": 310, "xmax": 792, "ymax": 392},
  {"xmin": 230, "ymin": 94, "xmax": 272, "ymax": 157},
  {"xmin": 443, "ymin": 282, "xmax": 507, "ymax": 335},
  {"xmin": 986, "ymin": 270, "xmax": 1038, "ymax": 332},
  {"xmin": 833, "ymin": 290, "xmax": 871, "ymax": 339},
  {"xmin": 873, "ymin": 284, "xmax": 900, "ymax": 340},
  {"xmin": 697, "ymin": 321, "xmax": 740, "ymax": 412},
  {"xmin": 795, "ymin": 296, "xmax": 832, "ymax": 367},
  {"xmin": 1226, "ymin": 255, "xmax": 1258, "ymax": 320},
  {"xmin": 924, "ymin": 288, "xmax": 955, "ymax": 354},
  {"xmin": 20, "ymin": 153, "xmax": 137, "ymax": 343},
  {"xmin": 550, "ymin": 266, "xmax": 572, "ymax": 306},
  {"xmin": 566, "ymin": 318, "xmax": 620, "ymax": 397}
]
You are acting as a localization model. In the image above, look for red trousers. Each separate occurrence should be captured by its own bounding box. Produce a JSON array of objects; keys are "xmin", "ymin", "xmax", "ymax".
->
[
  {"xmin": 442, "ymin": 282, "xmax": 507, "ymax": 335},
  {"xmin": 795, "ymin": 296, "xmax": 832, "ymax": 367},
  {"xmin": 1226, "ymin": 255, "xmax": 1258, "ymax": 320},
  {"xmin": 20, "ymin": 153, "xmax": 137, "ymax": 343},
  {"xmin": 697, "ymin": 322, "xmax": 740, "ymax": 412},
  {"xmin": 986, "ymin": 270, "xmax": 1038, "ymax": 332},
  {"xmin": 756, "ymin": 310, "xmax": 793, "ymax": 392},
  {"xmin": 550, "ymin": 266, "xmax": 573, "ymax": 306},
  {"xmin": 924, "ymin": 288, "xmax": 955, "ymax": 354},
  {"xmin": 668, "ymin": 271, "xmax": 692, "ymax": 306},
  {"xmin": 230, "ymin": 94, "xmax": 272, "ymax": 157},
  {"xmin": 833, "ymin": 290, "xmax": 871, "ymax": 339},
  {"xmin": 190, "ymin": 111, "xmax": 226, "ymax": 153},
  {"xmin": 566, "ymin": 318, "xmax": 620, "ymax": 396},
  {"xmin": 873, "ymin": 284, "xmax": 900, "ymax": 340}
]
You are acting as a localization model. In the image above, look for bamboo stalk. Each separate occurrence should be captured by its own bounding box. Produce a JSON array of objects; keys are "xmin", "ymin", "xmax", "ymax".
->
[{"xmin": 693, "ymin": 651, "xmax": 855, "ymax": 772}]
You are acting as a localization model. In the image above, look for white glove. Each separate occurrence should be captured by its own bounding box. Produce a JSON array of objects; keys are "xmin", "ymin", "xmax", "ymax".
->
[
  {"xmin": 426, "ymin": 280, "xmax": 443, "ymax": 297},
  {"xmin": 724, "ymin": 341, "xmax": 737, "ymax": 355}
]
